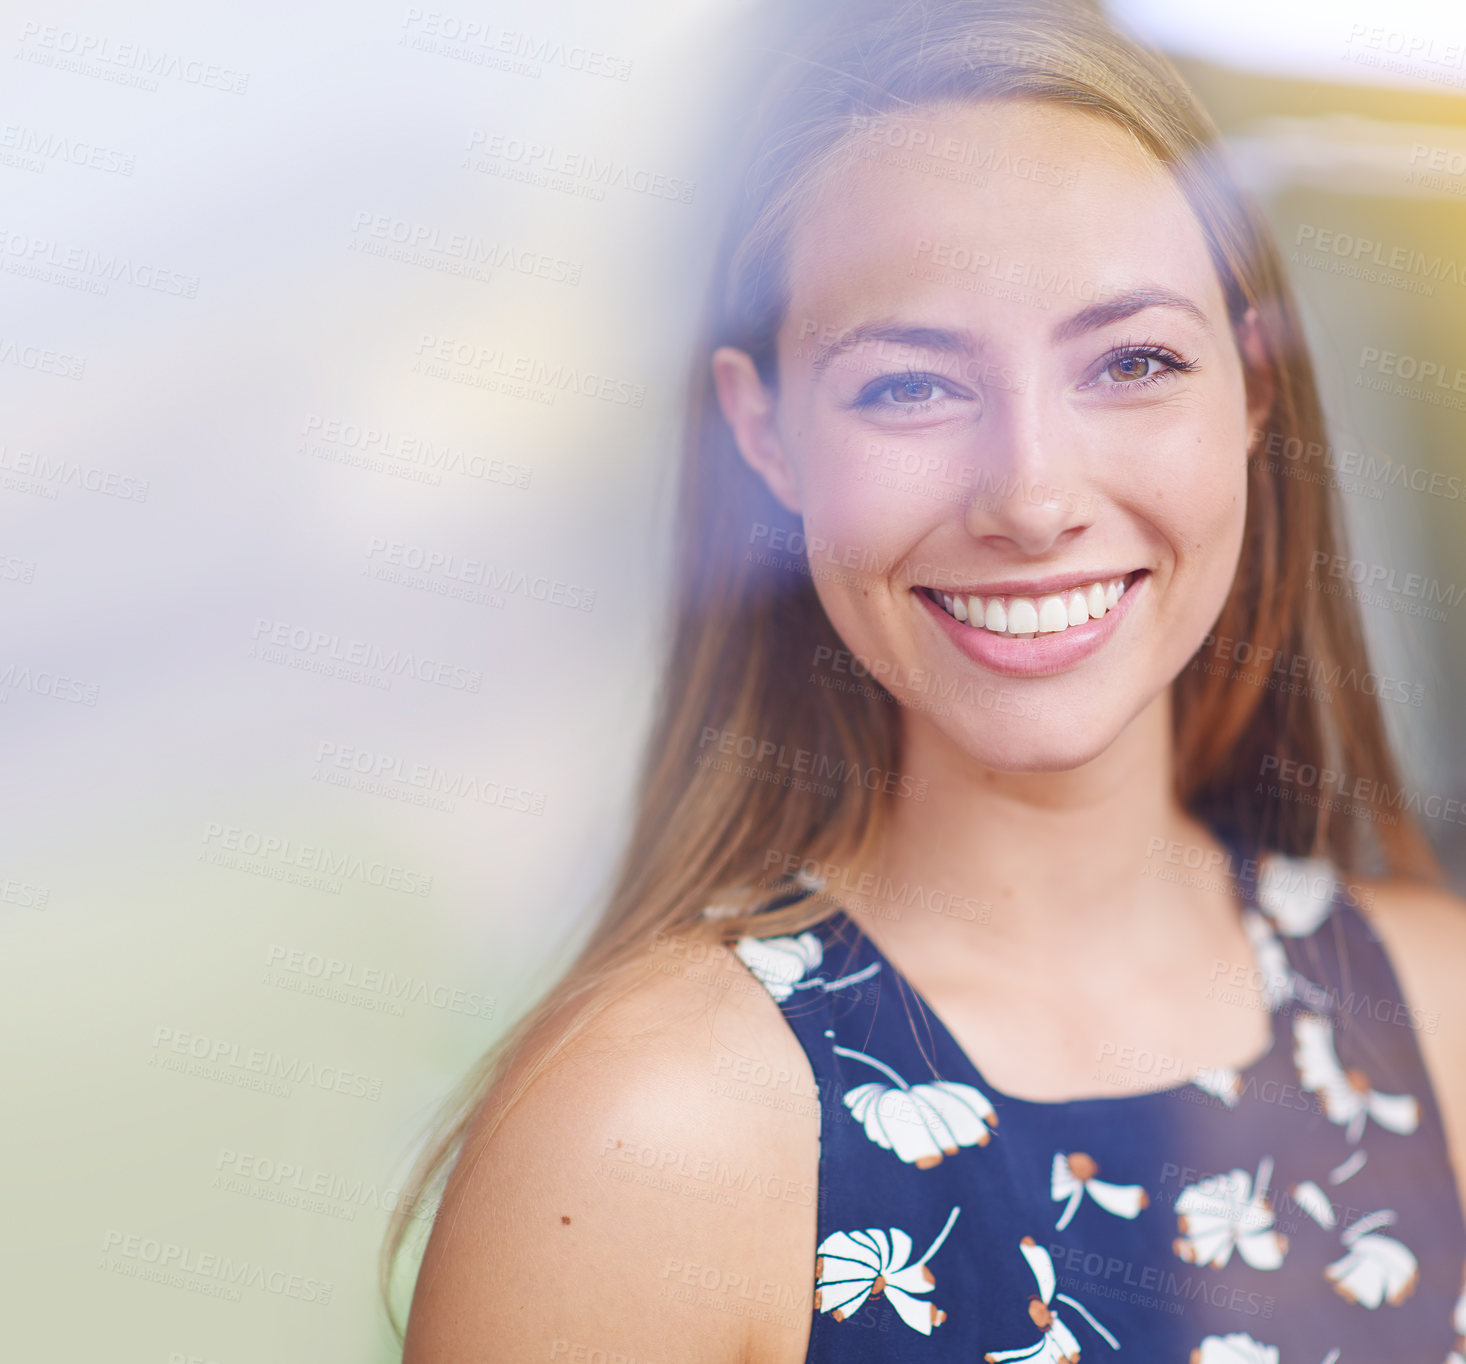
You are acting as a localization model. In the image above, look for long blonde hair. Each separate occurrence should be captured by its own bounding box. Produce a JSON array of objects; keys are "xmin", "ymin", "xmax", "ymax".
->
[{"xmin": 382, "ymin": 0, "xmax": 1440, "ymax": 1331}]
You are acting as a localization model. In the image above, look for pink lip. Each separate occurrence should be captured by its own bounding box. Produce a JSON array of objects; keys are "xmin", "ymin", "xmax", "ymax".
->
[{"xmin": 915, "ymin": 571, "xmax": 1148, "ymax": 679}]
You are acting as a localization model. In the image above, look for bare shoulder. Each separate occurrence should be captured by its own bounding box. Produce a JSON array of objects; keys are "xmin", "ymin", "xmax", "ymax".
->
[
  {"xmin": 1355, "ymin": 875, "xmax": 1466, "ymax": 1028},
  {"xmin": 402, "ymin": 930, "xmax": 821, "ymax": 1364},
  {"xmin": 1354, "ymin": 876, "xmax": 1466, "ymax": 1192}
]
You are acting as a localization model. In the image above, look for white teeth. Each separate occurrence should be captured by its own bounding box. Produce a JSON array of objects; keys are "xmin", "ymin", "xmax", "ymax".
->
[
  {"xmin": 1036, "ymin": 596, "xmax": 1068, "ymax": 633},
  {"xmin": 1006, "ymin": 598, "xmax": 1039, "ymax": 634},
  {"xmin": 931, "ymin": 574, "xmax": 1135, "ymax": 638}
]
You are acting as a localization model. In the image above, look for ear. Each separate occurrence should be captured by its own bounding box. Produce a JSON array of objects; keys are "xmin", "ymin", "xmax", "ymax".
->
[
  {"xmin": 1235, "ymin": 307, "xmax": 1276, "ymax": 456},
  {"xmin": 710, "ymin": 346, "xmax": 803, "ymax": 514}
]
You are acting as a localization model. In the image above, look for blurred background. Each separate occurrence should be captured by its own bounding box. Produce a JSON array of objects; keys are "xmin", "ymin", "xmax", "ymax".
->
[{"xmin": 2, "ymin": 1, "xmax": 1462, "ymax": 1358}]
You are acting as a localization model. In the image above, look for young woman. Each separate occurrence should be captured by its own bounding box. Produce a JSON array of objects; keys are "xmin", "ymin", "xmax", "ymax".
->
[{"xmin": 392, "ymin": 2, "xmax": 1466, "ymax": 1359}]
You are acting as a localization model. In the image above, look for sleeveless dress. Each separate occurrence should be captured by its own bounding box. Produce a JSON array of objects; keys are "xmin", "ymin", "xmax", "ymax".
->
[{"xmin": 727, "ymin": 845, "xmax": 1466, "ymax": 1364}]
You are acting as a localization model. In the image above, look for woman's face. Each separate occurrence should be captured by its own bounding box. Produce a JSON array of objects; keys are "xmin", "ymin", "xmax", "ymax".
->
[{"xmin": 715, "ymin": 99, "xmax": 1268, "ymax": 773}]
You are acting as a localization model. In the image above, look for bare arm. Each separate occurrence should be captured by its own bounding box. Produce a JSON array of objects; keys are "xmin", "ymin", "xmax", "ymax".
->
[
  {"xmin": 402, "ymin": 937, "xmax": 822, "ymax": 1364},
  {"xmin": 1361, "ymin": 877, "xmax": 1466, "ymax": 1204}
]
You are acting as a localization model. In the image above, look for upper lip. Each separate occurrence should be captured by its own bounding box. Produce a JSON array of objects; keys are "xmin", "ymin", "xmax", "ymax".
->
[{"xmin": 914, "ymin": 568, "xmax": 1145, "ymax": 598}]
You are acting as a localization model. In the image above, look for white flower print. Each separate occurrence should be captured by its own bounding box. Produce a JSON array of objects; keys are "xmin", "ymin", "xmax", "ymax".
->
[
  {"xmin": 1289, "ymin": 1180, "xmax": 1337, "ymax": 1230},
  {"xmin": 703, "ymin": 866, "xmax": 825, "ymax": 919},
  {"xmin": 1328, "ymin": 1149, "xmax": 1367, "ymax": 1185},
  {"xmin": 701, "ymin": 899, "xmax": 741, "ymax": 920},
  {"xmin": 1451, "ymin": 1267, "xmax": 1466, "ymax": 1362},
  {"xmin": 1051, "ymin": 1151, "xmax": 1149, "ymax": 1231},
  {"xmin": 734, "ymin": 933, "xmax": 823, "ymax": 999},
  {"xmin": 834, "ymin": 1043, "xmax": 997, "ymax": 1168},
  {"xmin": 984, "ymin": 1236, "xmax": 1119, "ymax": 1362},
  {"xmin": 1191, "ymin": 1065, "xmax": 1243, "ymax": 1107},
  {"xmin": 1293, "ymin": 1013, "xmax": 1420, "ymax": 1143},
  {"xmin": 1191, "ymin": 1335, "xmax": 1279, "ymax": 1364},
  {"xmin": 1255, "ymin": 854, "xmax": 1339, "ymax": 936},
  {"xmin": 1189, "ymin": 1336, "xmax": 1339, "ymax": 1364},
  {"xmin": 1173, "ymin": 1155, "xmax": 1288, "ymax": 1270},
  {"xmin": 1325, "ymin": 1209, "xmax": 1418, "ymax": 1308},
  {"xmin": 1242, "ymin": 908, "xmax": 1295, "ymax": 1010},
  {"xmin": 814, "ymin": 1205, "xmax": 959, "ymax": 1333},
  {"xmin": 732, "ymin": 933, "xmax": 880, "ymax": 1002}
]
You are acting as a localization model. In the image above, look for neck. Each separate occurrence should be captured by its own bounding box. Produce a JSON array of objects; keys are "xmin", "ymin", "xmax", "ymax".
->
[{"xmin": 846, "ymin": 688, "xmax": 1224, "ymax": 952}]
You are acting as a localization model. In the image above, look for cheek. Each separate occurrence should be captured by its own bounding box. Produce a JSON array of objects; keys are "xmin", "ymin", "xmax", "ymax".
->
[
  {"xmin": 795, "ymin": 430, "xmax": 939, "ymax": 565},
  {"xmin": 791, "ymin": 445, "xmax": 943, "ymax": 655},
  {"xmin": 1183, "ymin": 411, "xmax": 1250, "ymax": 558},
  {"xmin": 1125, "ymin": 414, "xmax": 1249, "ymax": 613}
]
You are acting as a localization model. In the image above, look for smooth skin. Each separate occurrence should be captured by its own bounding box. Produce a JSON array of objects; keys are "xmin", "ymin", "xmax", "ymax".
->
[{"xmin": 403, "ymin": 101, "xmax": 1466, "ymax": 1364}]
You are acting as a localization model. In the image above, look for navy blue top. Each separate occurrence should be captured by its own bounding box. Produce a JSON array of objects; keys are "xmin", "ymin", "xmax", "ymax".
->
[{"xmin": 729, "ymin": 847, "xmax": 1466, "ymax": 1363}]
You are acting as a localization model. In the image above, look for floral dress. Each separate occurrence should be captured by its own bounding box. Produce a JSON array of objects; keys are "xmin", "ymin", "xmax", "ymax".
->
[{"xmin": 727, "ymin": 843, "xmax": 1466, "ymax": 1363}]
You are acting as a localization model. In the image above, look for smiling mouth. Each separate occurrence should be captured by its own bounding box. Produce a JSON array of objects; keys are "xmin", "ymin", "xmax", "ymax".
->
[{"xmin": 918, "ymin": 571, "xmax": 1146, "ymax": 639}]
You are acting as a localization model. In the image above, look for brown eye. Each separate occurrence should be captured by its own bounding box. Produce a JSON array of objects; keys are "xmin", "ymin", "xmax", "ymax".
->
[{"xmin": 1106, "ymin": 354, "xmax": 1154, "ymax": 382}]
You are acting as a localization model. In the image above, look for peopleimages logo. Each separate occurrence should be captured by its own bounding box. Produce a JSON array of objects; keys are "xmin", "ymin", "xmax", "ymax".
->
[
  {"xmin": 248, "ymin": 617, "xmax": 483, "ymax": 692},
  {"xmin": 0, "ymin": 226, "xmax": 200, "ymax": 296},
  {"xmin": 0, "ymin": 336, "xmax": 85, "ymax": 378},
  {"xmin": 0, "ymin": 120, "xmax": 135, "ymax": 176},
  {"xmin": 695, "ymin": 725, "xmax": 928, "ymax": 802},
  {"xmin": 465, "ymin": 131, "xmax": 695, "ymax": 204},
  {"xmin": 315, "ymin": 740, "xmax": 548, "ymax": 815},
  {"xmin": 363, "ymin": 539, "xmax": 595, "ymax": 613},
  {"xmin": 0, "ymin": 659, "xmax": 100, "ymax": 706},
  {"xmin": 411, "ymin": 333, "xmax": 646, "ymax": 407},
  {"xmin": 761, "ymin": 848, "xmax": 989, "ymax": 923},
  {"xmin": 0, "ymin": 442, "xmax": 148, "ymax": 500},
  {"xmin": 200, "ymin": 821, "xmax": 434, "ymax": 895},
  {"xmin": 1308, "ymin": 551, "xmax": 1463, "ymax": 617},
  {"xmin": 16, "ymin": 23, "xmax": 251, "ymax": 93},
  {"xmin": 264, "ymin": 942, "xmax": 497, "ymax": 1020},
  {"xmin": 150, "ymin": 1024, "xmax": 386, "ymax": 1101},
  {"xmin": 100, "ymin": 1230, "xmax": 330, "ymax": 1305},
  {"xmin": 1294, "ymin": 224, "xmax": 1465, "ymax": 288},
  {"xmin": 1259, "ymin": 755, "xmax": 1466, "ymax": 828},
  {"xmin": 350, "ymin": 211, "xmax": 582, "ymax": 284},
  {"xmin": 215, "ymin": 1147, "xmax": 441, "ymax": 1220},
  {"xmin": 300, "ymin": 414, "xmax": 530, "ymax": 488},
  {"xmin": 399, "ymin": 8, "xmax": 634, "ymax": 81}
]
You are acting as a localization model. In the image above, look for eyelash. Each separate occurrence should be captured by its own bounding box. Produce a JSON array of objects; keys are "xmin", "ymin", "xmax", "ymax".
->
[
  {"xmin": 849, "ymin": 341, "xmax": 1200, "ymax": 411},
  {"xmin": 1084, "ymin": 340, "xmax": 1199, "ymax": 392},
  {"xmin": 851, "ymin": 370, "xmax": 962, "ymax": 412}
]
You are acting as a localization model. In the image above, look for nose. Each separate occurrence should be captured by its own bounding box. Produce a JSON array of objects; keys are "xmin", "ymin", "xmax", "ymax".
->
[{"xmin": 960, "ymin": 389, "xmax": 1093, "ymax": 556}]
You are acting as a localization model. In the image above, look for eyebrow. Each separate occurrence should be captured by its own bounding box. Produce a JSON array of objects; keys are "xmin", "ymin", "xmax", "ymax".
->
[
  {"xmin": 806, "ymin": 287, "xmax": 1211, "ymax": 376},
  {"xmin": 809, "ymin": 323, "xmax": 974, "ymax": 375},
  {"xmin": 1053, "ymin": 287, "xmax": 1212, "ymax": 342}
]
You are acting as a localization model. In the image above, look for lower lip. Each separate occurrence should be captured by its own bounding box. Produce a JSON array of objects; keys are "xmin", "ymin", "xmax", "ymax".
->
[{"xmin": 915, "ymin": 573, "xmax": 1147, "ymax": 679}]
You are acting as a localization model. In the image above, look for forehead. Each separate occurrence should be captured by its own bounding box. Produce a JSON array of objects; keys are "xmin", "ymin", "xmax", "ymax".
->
[{"xmin": 784, "ymin": 99, "xmax": 1224, "ymax": 336}]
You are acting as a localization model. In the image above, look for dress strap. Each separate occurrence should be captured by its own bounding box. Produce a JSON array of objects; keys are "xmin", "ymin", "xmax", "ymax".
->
[{"xmin": 1241, "ymin": 850, "xmax": 1441, "ymax": 1113}]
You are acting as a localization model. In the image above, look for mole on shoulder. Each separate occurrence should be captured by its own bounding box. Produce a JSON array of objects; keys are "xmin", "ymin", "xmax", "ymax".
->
[{"xmin": 560, "ymin": 1215, "xmax": 572, "ymax": 1225}]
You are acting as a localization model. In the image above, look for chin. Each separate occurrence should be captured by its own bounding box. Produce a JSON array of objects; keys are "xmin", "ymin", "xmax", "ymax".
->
[
  {"xmin": 959, "ymin": 732, "xmax": 1122, "ymax": 775},
  {"xmin": 899, "ymin": 689, "xmax": 1144, "ymax": 775}
]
